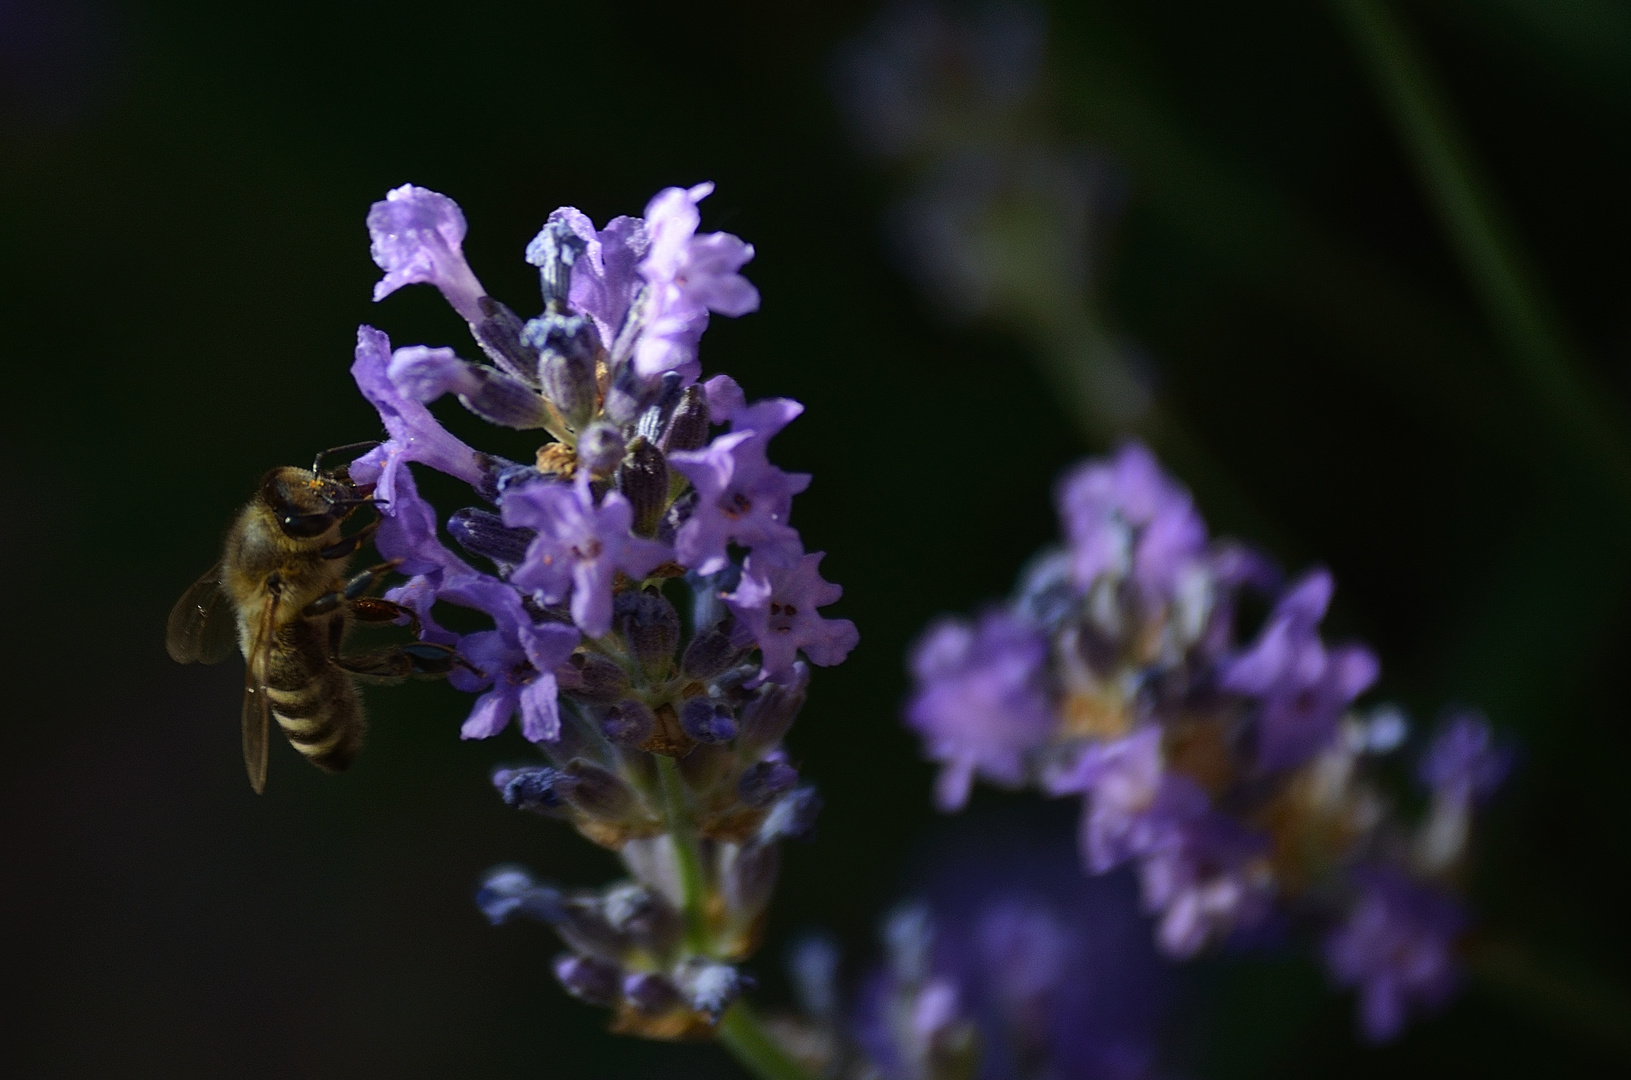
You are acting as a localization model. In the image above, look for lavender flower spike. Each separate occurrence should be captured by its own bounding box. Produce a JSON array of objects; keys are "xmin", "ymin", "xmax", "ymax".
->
[
  {"xmin": 502, "ymin": 474, "xmax": 671, "ymax": 638},
  {"xmin": 723, "ymin": 549, "xmax": 859, "ymax": 684},
  {"xmin": 903, "ymin": 439, "xmax": 1503, "ymax": 1038},
  {"xmin": 367, "ymin": 184, "xmax": 488, "ymax": 323}
]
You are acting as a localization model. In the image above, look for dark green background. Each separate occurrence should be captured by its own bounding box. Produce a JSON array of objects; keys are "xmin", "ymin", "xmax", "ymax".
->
[{"xmin": 3, "ymin": 1, "xmax": 1628, "ymax": 1076}]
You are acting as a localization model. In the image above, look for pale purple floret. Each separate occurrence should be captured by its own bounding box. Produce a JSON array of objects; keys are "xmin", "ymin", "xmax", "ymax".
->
[
  {"xmin": 501, "ymin": 474, "xmax": 671, "ymax": 638},
  {"xmin": 723, "ymin": 550, "xmax": 859, "ymax": 684},
  {"xmin": 1221, "ymin": 570, "xmax": 1379, "ymax": 773},
  {"xmin": 1135, "ymin": 784, "xmax": 1273, "ymax": 958},
  {"xmin": 634, "ymin": 182, "xmax": 761, "ymax": 378},
  {"xmin": 1056, "ymin": 441, "xmax": 1207, "ymax": 595},
  {"xmin": 1418, "ymin": 711, "xmax": 1510, "ymax": 803},
  {"xmin": 670, "ymin": 427, "xmax": 810, "ymax": 574},
  {"xmin": 907, "ymin": 610, "xmax": 1054, "ymax": 811},
  {"xmin": 457, "ymin": 614, "xmax": 582, "ymax": 743},
  {"xmin": 536, "ymin": 207, "xmax": 650, "ymax": 348},
  {"xmin": 386, "ymin": 344, "xmax": 478, "ymax": 402},
  {"xmin": 1325, "ymin": 867, "xmax": 1465, "ymax": 1042},
  {"xmin": 349, "ymin": 326, "xmax": 486, "ymax": 497},
  {"xmin": 367, "ymin": 184, "xmax": 488, "ymax": 323},
  {"xmin": 1046, "ymin": 726, "xmax": 1169, "ymax": 873}
]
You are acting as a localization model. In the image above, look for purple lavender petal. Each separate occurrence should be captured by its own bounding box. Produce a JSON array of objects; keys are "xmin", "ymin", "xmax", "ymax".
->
[
  {"xmin": 349, "ymin": 326, "xmax": 485, "ymax": 490},
  {"xmin": 502, "ymin": 475, "xmax": 671, "ymax": 638},
  {"xmin": 538, "ymin": 206, "xmax": 650, "ymax": 348},
  {"xmin": 670, "ymin": 429, "xmax": 810, "ymax": 574},
  {"xmin": 367, "ymin": 185, "xmax": 487, "ymax": 323},
  {"xmin": 1046, "ymin": 726, "xmax": 1169, "ymax": 873},
  {"xmin": 1056, "ymin": 442, "xmax": 1205, "ymax": 592},
  {"xmin": 1418, "ymin": 711, "xmax": 1511, "ymax": 802},
  {"xmin": 1222, "ymin": 569, "xmax": 1378, "ymax": 773},
  {"xmin": 704, "ymin": 373, "xmax": 746, "ymax": 422},
  {"xmin": 906, "ymin": 610, "xmax": 1053, "ymax": 810},
  {"xmin": 723, "ymin": 550, "xmax": 858, "ymax": 684},
  {"xmin": 386, "ymin": 345, "xmax": 479, "ymax": 402},
  {"xmin": 1324, "ymin": 866, "xmax": 1465, "ymax": 1042},
  {"xmin": 633, "ymin": 182, "xmax": 760, "ymax": 378}
]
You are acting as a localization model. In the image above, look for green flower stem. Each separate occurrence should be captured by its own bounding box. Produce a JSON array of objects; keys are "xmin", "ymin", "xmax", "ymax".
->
[
  {"xmin": 718, "ymin": 1000, "xmax": 818, "ymax": 1080},
  {"xmin": 1472, "ymin": 937, "xmax": 1631, "ymax": 1062},
  {"xmin": 656, "ymin": 754, "xmax": 711, "ymax": 954},
  {"xmin": 1329, "ymin": 0, "xmax": 1631, "ymax": 487}
]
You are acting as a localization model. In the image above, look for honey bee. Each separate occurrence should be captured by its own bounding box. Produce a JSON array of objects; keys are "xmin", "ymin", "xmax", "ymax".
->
[{"xmin": 167, "ymin": 445, "xmax": 462, "ymax": 793}]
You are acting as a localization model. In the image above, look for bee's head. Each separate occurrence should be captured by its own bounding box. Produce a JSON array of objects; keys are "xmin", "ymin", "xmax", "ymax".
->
[{"xmin": 258, "ymin": 466, "xmax": 363, "ymax": 539}]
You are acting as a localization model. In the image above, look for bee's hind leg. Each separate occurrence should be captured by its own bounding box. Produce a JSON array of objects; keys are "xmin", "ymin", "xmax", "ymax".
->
[{"xmin": 349, "ymin": 597, "xmax": 421, "ymax": 634}]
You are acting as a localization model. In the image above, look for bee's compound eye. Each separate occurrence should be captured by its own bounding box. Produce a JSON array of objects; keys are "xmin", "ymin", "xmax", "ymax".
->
[{"xmin": 280, "ymin": 512, "xmax": 336, "ymax": 539}]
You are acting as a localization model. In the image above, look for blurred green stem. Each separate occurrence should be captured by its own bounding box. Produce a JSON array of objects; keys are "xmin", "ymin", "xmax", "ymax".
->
[
  {"xmin": 1472, "ymin": 937, "xmax": 1631, "ymax": 1060},
  {"xmin": 1329, "ymin": 0, "xmax": 1631, "ymax": 486},
  {"xmin": 656, "ymin": 755, "xmax": 710, "ymax": 954},
  {"xmin": 718, "ymin": 1001, "xmax": 817, "ymax": 1080}
]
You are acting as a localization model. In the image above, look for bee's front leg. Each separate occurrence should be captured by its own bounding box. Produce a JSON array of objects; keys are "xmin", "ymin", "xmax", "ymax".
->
[{"xmin": 319, "ymin": 518, "xmax": 380, "ymax": 561}]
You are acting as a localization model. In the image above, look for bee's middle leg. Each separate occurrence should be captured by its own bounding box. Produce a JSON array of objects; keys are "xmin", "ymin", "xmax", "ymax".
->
[{"xmin": 301, "ymin": 560, "xmax": 401, "ymax": 619}]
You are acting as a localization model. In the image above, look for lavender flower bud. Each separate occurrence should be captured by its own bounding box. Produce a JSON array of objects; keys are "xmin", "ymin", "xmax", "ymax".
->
[
  {"xmin": 602, "ymin": 699, "xmax": 656, "ymax": 745},
  {"xmin": 637, "ymin": 372, "xmax": 686, "ymax": 444},
  {"xmin": 494, "ymin": 463, "xmax": 544, "ymax": 497},
  {"xmin": 558, "ymin": 759, "xmax": 637, "ymax": 821},
  {"xmin": 622, "ymin": 972, "xmax": 682, "ymax": 1015},
  {"xmin": 602, "ymin": 360, "xmax": 654, "ymax": 426},
  {"xmin": 493, "ymin": 766, "xmax": 564, "ymax": 815},
  {"xmin": 737, "ymin": 760, "xmax": 799, "ymax": 807},
  {"xmin": 462, "ymin": 365, "xmax": 553, "ymax": 429},
  {"xmin": 613, "ymin": 589, "xmax": 680, "ymax": 678},
  {"xmin": 527, "ymin": 312, "xmax": 601, "ymax": 427},
  {"xmin": 555, "ymin": 954, "xmax": 622, "ymax": 1007},
  {"xmin": 661, "ymin": 385, "xmax": 711, "ymax": 453},
  {"xmin": 448, "ymin": 507, "xmax": 535, "ymax": 566},
  {"xmin": 524, "ymin": 218, "xmax": 587, "ymax": 308},
  {"xmin": 788, "ymin": 934, "xmax": 840, "ymax": 1018},
  {"xmin": 681, "ymin": 623, "xmax": 746, "ymax": 680},
  {"xmin": 578, "ymin": 422, "xmax": 626, "ymax": 477},
  {"xmin": 564, "ymin": 651, "xmax": 630, "ymax": 704},
  {"xmin": 724, "ymin": 841, "xmax": 779, "ymax": 919},
  {"xmin": 681, "ymin": 698, "xmax": 738, "ymax": 744},
  {"xmin": 473, "ymin": 296, "xmax": 542, "ymax": 385},
  {"xmin": 616, "ymin": 436, "xmax": 669, "ymax": 537},
  {"xmin": 884, "ymin": 905, "xmax": 933, "ymax": 984},
  {"xmin": 736, "ymin": 665, "xmax": 808, "ymax": 755},
  {"xmin": 603, "ymin": 883, "xmax": 682, "ymax": 954},
  {"xmin": 474, "ymin": 452, "xmax": 525, "ymax": 504},
  {"xmin": 552, "ymin": 894, "xmax": 626, "ymax": 960},
  {"xmin": 675, "ymin": 959, "xmax": 744, "ymax": 1020},
  {"xmin": 475, "ymin": 867, "xmax": 563, "ymax": 925},
  {"xmin": 759, "ymin": 787, "xmax": 821, "ymax": 843}
]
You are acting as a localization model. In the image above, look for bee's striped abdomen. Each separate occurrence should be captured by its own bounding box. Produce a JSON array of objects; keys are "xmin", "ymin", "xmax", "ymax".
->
[{"xmin": 264, "ymin": 616, "xmax": 366, "ymax": 773}]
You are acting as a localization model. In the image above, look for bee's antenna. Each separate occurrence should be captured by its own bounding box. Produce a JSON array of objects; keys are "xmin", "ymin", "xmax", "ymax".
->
[{"xmin": 313, "ymin": 441, "xmax": 382, "ymax": 475}]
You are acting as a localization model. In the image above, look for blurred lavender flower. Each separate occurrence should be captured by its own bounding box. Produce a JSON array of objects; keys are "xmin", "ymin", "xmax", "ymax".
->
[
  {"xmin": 775, "ymin": 829, "xmax": 1179, "ymax": 1080},
  {"xmin": 344, "ymin": 181, "xmax": 855, "ymax": 1039},
  {"xmin": 905, "ymin": 441, "xmax": 1509, "ymax": 1039},
  {"xmin": 833, "ymin": 1, "xmax": 1148, "ymax": 431}
]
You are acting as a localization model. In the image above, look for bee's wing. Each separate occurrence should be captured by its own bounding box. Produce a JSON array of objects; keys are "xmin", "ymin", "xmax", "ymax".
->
[
  {"xmin": 242, "ymin": 590, "xmax": 278, "ymax": 795},
  {"xmin": 166, "ymin": 562, "xmax": 237, "ymax": 665}
]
